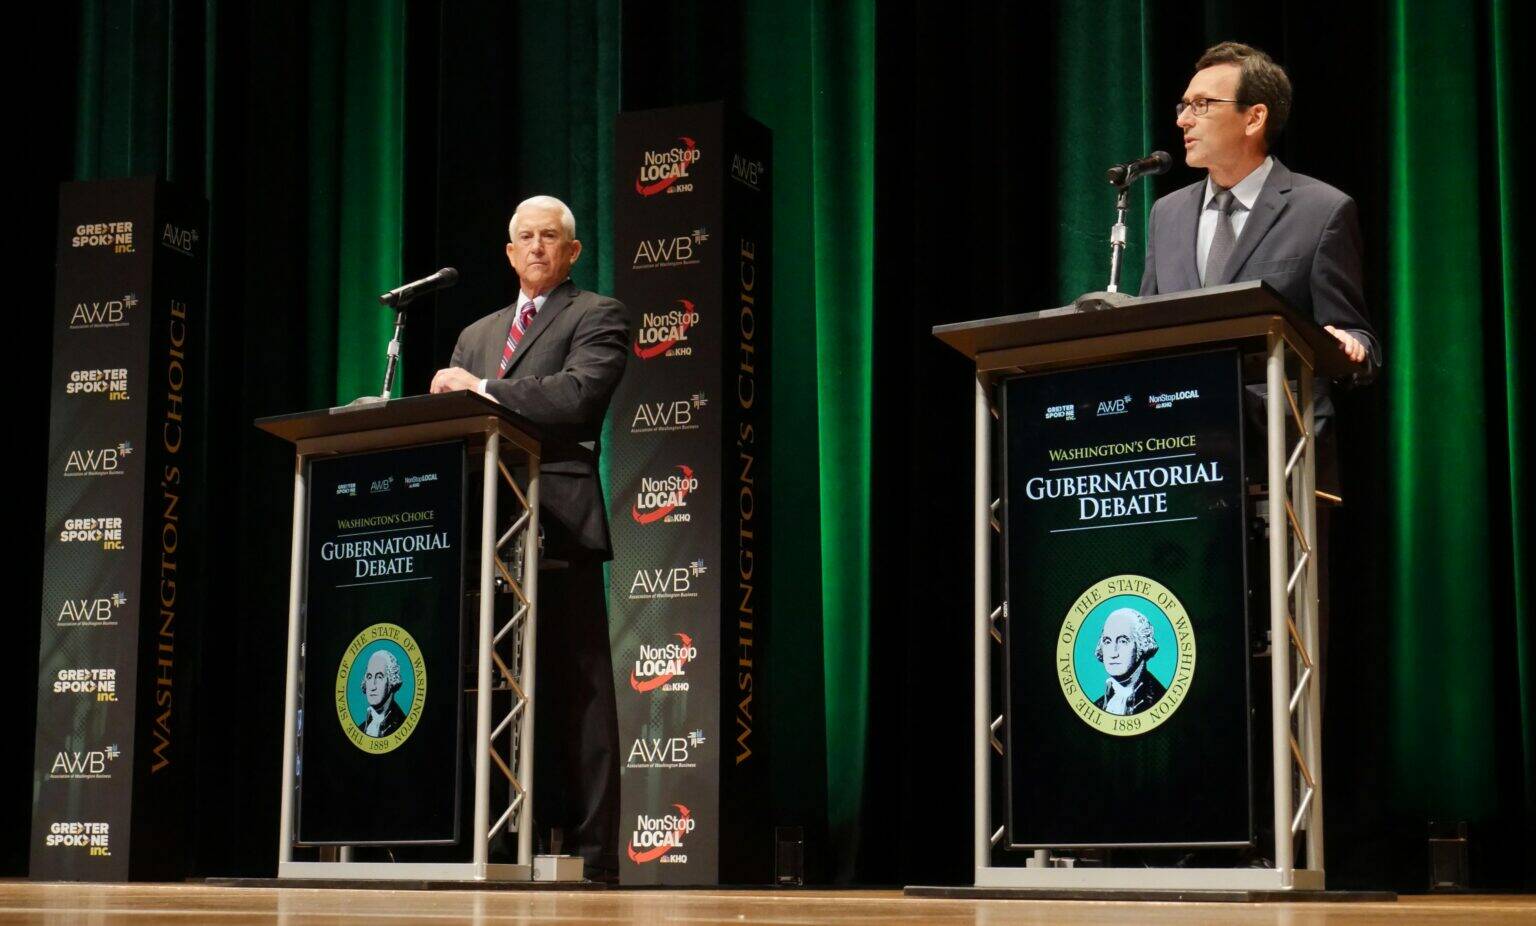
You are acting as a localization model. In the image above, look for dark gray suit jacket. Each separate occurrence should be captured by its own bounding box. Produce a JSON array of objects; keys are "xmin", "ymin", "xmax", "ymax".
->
[
  {"xmin": 1139, "ymin": 159, "xmax": 1381, "ymax": 487},
  {"xmin": 449, "ymin": 279, "xmax": 628, "ymax": 560}
]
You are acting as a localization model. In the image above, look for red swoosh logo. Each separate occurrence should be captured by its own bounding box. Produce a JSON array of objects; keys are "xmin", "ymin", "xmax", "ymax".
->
[
  {"xmin": 631, "ymin": 464, "xmax": 694, "ymax": 523},
  {"xmin": 633, "ymin": 299, "xmax": 695, "ymax": 359},
  {"xmin": 626, "ymin": 803, "xmax": 692, "ymax": 864},
  {"xmin": 635, "ymin": 137, "xmax": 697, "ymax": 196},
  {"xmin": 629, "ymin": 632, "xmax": 694, "ymax": 692}
]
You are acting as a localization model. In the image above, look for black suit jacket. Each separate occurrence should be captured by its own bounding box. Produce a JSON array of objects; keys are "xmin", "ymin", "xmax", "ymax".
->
[
  {"xmin": 358, "ymin": 698, "xmax": 407, "ymax": 738},
  {"xmin": 1140, "ymin": 159, "xmax": 1382, "ymax": 490},
  {"xmin": 1092, "ymin": 670, "xmax": 1168, "ymax": 716},
  {"xmin": 449, "ymin": 279, "xmax": 629, "ymax": 560}
]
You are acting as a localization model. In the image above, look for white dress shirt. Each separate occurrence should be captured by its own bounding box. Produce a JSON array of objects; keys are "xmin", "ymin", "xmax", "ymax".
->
[{"xmin": 363, "ymin": 704, "xmax": 391, "ymax": 736}]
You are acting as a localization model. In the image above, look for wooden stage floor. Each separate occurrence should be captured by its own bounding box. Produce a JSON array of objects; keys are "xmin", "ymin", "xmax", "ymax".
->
[{"xmin": 0, "ymin": 882, "xmax": 1531, "ymax": 925}]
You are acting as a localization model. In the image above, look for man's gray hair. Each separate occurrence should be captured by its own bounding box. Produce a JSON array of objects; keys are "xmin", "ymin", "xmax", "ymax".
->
[
  {"xmin": 1093, "ymin": 608, "xmax": 1160, "ymax": 665},
  {"xmin": 508, "ymin": 195, "xmax": 577, "ymax": 242},
  {"xmin": 365, "ymin": 649, "xmax": 403, "ymax": 690}
]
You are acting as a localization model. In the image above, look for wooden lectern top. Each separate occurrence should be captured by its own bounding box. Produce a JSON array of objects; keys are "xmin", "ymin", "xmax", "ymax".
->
[
  {"xmin": 932, "ymin": 281, "xmax": 1356, "ymax": 379},
  {"xmin": 254, "ymin": 391, "xmax": 595, "ymax": 465}
]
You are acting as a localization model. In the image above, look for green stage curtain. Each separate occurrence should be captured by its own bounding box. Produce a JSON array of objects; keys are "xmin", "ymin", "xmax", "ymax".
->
[
  {"xmin": 743, "ymin": 0, "xmax": 876, "ymax": 874},
  {"xmin": 504, "ymin": 0, "xmax": 621, "ymax": 300},
  {"xmin": 308, "ymin": 2, "xmax": 404, "ymax": 407},
  {"xmin": 73, "ymin": 0, "xmax": 407, "ymax": 408},
  {"xmin": 1490, "ymin": 0, "xmax": 1532, "ymax": 829},
  {"xmin": 1053, "ymin": 2, "xmax": 1154, "ymax": 301},
  {"xmin": 503, "ymin": 0, "xmax": 622, "ymax": 494},
  {"xmin": 1388, "ymin": 0, "xmax": 1533, "ymax": 849}
]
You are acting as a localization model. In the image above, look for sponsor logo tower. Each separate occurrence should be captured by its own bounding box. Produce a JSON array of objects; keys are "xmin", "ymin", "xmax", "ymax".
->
[
  {"xmin": 609, "ymin": 104, "xmax": 772, "ymax": 885},
  {"xmin": 31, "ymin": 178, "xmax": 206, "ymax": 880}
]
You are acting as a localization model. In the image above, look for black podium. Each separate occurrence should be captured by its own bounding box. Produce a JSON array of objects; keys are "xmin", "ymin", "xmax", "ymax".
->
[
  {"xmin": 927, "ymin": 282, "xmax": 1353, "ymax": 895},
  {"xmin": 256, "ymin": 391, "xmax": 589, "ymax": 883}
]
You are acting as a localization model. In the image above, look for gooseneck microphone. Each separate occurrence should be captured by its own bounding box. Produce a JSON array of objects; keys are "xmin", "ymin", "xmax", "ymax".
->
[
  {"xmin": 353, "ymin": 267, "xmax": 460, "ymax": 404},
  {"xmin": 1089, "ymin": 151, "xmax": 1171, "ymax": 297},
  {"xmin": 379, "ymin": 267, "xmax": 459, "ymax": 308},
  {"xmin": 1106, "ymin": 151, "xmax": 1172, "ymax": 188}
]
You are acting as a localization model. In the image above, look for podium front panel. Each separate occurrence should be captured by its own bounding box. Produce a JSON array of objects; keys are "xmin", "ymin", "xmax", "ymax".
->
[
  {"xmin": 1001, "ymin": 349, "xmax": 1253, "ymax": 848},
  {"xmin": 295, "ymin": 441, "xmax": 468, "ymax": 845}
]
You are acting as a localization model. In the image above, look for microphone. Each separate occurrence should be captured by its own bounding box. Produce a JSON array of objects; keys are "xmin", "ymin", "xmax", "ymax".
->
[
  {"xmin": 379, "ymin": 267, "xmax": 459, "ymax": 308},
  {"xmin": 1106, "ymin": 151, "xmax": 1172, "ymax": 187}
]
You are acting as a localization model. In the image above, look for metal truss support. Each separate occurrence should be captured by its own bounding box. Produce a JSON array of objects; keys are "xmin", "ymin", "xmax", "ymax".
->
[
  {"xmin": 472, "ymin": 438, "xmax": 542, "ymax": 870},
  {"xmin": 1265, "ymin": 330, "xmax": 1325, "ymax": 882},
  {"xmin": 974, "ymin": 374, "xmax": 1008, "ymax": 873},
  {"xmin": 486, "ymin": 455, "xmax": 541, "ymax": 865}
]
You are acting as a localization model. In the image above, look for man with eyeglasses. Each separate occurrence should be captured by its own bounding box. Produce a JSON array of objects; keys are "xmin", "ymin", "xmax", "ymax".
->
[
  {"xmin": 1141, "ymin": 41, "xmax": 1380, "ymax": 582},
  {"xmin": 1141, "ymin": 42, "xmax": 1377, "ymax": 866},
  {"xmin": 1142, "ymin": 41, "xmax": 1379, "ymax": 374}
]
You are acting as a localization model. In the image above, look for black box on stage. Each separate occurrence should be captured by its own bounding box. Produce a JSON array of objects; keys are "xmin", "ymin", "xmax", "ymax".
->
[
  {"xmin": 608, "ymin": 103, "xmax": 773, "ymax": 885},
  {"xmin": 31, "ymin": 177, "xmax": 207, "ymax": 881}
]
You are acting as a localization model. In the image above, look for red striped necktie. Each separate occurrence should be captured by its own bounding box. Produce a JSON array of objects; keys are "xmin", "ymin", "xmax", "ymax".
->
[{"xmin": 498, "ymin": 299, "xmax": 538, "ymax": 375}]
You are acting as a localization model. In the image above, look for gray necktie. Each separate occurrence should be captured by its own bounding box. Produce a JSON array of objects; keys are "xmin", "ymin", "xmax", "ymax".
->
[{"xmin": 1202, "ymin": 188, "xmax": 1238, "ymax": 286}]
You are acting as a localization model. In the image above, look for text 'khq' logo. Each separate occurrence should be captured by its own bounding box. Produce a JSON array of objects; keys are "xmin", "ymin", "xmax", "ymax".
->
[
  {"xmin": 630, "ymin": 632, "xmax": 696, "ymax": 693},
  {"xmin": 631, "ymin": 465, "xmax": 697, "ymax": 524},
  {"xmin": 635, "ymin": 137, "xmax": 702, "ymax": 196},
  {"xmin": 628, "ymin": 804, "xmax": 696, "ymax": 865},
  {"xmin": 634, "ymin": 299, "xmax": 699, "ymax": 360},
  {"xmin": 1148, "ymin": 388, "xmax": 1201, "ymax": 410}
]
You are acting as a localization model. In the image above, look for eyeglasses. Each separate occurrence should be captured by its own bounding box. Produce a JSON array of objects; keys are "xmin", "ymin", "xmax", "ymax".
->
[{"xmin": 1175, "ymin": 98, "xmax": 1244, "ymax": 118}]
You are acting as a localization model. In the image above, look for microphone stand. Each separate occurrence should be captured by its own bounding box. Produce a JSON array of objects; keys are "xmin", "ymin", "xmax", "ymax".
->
[
  {"xmin": 343, "ymin": 303, "xmax": 410, "ymax": 409},
  {"xmin": 379, "ymin": 308, "xmax": 406, "ymax": 400},
  {"xmin": 1073, "ymin": 182, "xmax": 1137, "ymax": 313},
  {"xmin": 1106, "ymin": 183, "xmax": 1131, "ymax": 294}
]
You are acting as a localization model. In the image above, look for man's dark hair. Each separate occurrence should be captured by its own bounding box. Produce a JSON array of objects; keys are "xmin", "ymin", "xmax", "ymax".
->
[{"xmin": 1196, "ymin": 41, "xmax": 1292, "ymax": 148}]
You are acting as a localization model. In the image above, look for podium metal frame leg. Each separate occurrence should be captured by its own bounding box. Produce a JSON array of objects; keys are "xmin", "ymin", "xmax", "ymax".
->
[
  {"xmin": 973, "ymin": 375, "xmax": 995, "ymax": 874},
  {"xmin": 1264, "ymin": 332, "xmax": 1295, "ymax": 877},
  {"xmin": 278, "ymin": 455, "xmax": 307, "ymax": 866},
  {"xmin": 472, "ymin": 434, "xmax": 500, "ymax": 868},
  {"xmin": 1266, "ymin": 330, "xmax": 1325, "ymax": 885}
]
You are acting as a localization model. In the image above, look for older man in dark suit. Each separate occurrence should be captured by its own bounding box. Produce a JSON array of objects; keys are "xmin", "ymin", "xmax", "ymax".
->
[{"xmin": 431, "ymin": 195, "xmax": 627, "ymax": 881}]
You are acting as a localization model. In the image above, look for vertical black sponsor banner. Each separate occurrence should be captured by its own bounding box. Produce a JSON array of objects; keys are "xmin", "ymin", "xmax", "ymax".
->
[
  {"xmin": 296, "ymin": 442, "xmax": 466, "ymax": 844},
  {"xmin": 610, "ymin": 104, "xmax": 772, "ymax": 884},
  {"xmin": 32, "ymin": 178, "xmax": 206, "ymax": 880},
  {"xmin": 1002, "ymin": 349, "xmax": 1251, "ymax": 847}
]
